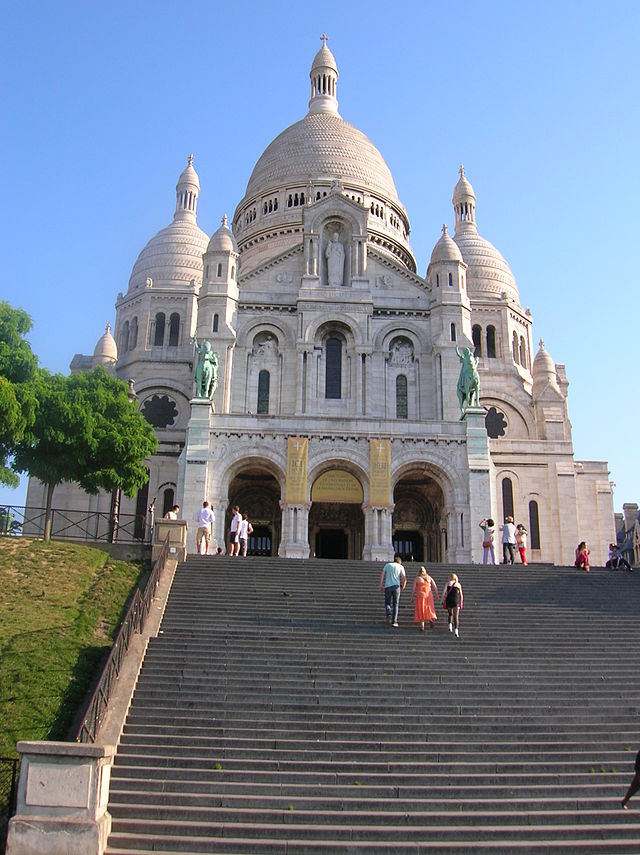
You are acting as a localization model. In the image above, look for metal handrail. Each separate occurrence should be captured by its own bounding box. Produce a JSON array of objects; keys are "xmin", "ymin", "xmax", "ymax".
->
[
  {"xmin": 0, "ymin": 505, "xmax": 149, "ymax": 544},
  {"xmin": 75, "ymin": 535, "xmax": 170, "ymax": 743}
]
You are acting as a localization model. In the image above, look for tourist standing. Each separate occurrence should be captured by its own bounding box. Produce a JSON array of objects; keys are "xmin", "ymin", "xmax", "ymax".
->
[
  {"xmin": 442, "ymin": 573, "xmax": 464, "ymax": 638},
  {"xmin": 501, "ymin": 516, "xmax": 517, "ymax": 565},
  {"xmin": 238, "ymin": 513, "xmax": 253, "ymax": 557},
  {"xmin": 622, "ymin": 748, "xmax": 640, "ymax": 809},
  {"xmin": 411, "ymin": 566, "xmax": 438, "ymax": 631},
  {"xmin": 229, "ymin": 505, "xmax": 242, "ymax": 556},
  {"xmin": 575, "ymin": 541, "xmax": 590, "ymax": 572},
  {"xmin": 479, "ymin": 517, "xmax": 496, "ymax": 565},
  {"xmin": 516, "ymin": 524, "xmax": 528, "ymax": 565},
  {"xmin": 195, "ymin": 501, "xmax": 215, "ymax": 555},
  {"xmin": 379, "ymin": 554, "xmax": 406, "ymax": 628}
]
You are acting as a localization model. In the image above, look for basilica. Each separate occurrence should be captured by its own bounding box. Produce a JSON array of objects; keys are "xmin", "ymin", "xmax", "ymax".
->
[{"xmin": 26, "ymin": 39, "xmax": 615, "ymax": 565}]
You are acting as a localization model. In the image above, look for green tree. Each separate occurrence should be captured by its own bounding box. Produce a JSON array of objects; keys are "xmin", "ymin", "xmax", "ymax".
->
[
  {"xmin": 13, "ymin": 367, "xmax": 158, "ymax": 540},
  {"xmin": 0, "ymin": 301, "xmax": 38, "ymax": 486}
]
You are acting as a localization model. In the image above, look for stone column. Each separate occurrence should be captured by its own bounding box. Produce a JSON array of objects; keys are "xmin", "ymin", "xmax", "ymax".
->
[
  {"xmin": 363, "ymin": 506, "xmax": 394, "ymax": 562},
  {"xmin": 179, "ymin": 398, "xmax": 213, "ymax": 552},
  {"xmin": 7, "ymin": 741, "xmax": 115, "ymax": 855},
  {"xmin": 278, "ymin": 503, "xmax": 310, "ymax": 558},
  {"xmin": 464, "ymin": 406, "xmax": 493, "ymax": 563}
]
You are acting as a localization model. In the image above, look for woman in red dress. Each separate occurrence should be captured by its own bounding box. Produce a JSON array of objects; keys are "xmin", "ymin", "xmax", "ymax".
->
[
  {"xmin": 575, "ymin": 541, "xmax": 590, "ymax": 572},
  {"xmin": 411, "ymin": 567, "xmax": 438, "ymax": 631}
]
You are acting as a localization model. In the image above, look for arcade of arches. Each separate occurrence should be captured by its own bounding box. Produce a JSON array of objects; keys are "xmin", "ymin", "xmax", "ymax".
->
[{"xmin": 225, "ymin": 465, "xmax": 445, "ymax": 561}]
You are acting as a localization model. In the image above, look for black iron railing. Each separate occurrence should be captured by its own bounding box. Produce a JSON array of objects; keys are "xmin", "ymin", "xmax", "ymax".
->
[
  {"xmin": 75, "ymin": 536, "xmax": 170, "ymax": 743},
  {"xmin": 0, "ymin": 757, "xmax": 19, "ymax": 854},
  {"xmin": 0, "ymin": 505, "xmax": 150, "ymax": 544}
]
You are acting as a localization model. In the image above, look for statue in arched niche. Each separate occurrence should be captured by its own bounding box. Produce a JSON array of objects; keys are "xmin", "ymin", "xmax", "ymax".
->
[
  {"xmin": 325, "ymin": 232, "xmax": 345, "ymax": 287},
  {"xmin": 253, "ymin": 334, "xmax": 278, "ymax": 359},
  {"xmin": 390, "ymin": 339, "xmax": 414, "ymax": 365}
]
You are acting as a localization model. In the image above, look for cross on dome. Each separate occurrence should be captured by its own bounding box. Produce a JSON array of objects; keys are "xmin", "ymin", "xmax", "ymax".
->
[
  {"xmin": 320, "ymin": 33, "xmax": 328, "ymax": 47},
  {"xmin": 188, "ymin": 153, "xmax": 194, "ymax": 167},
  {"xmin": 221, "ymin": 214, "xmax": 228, "ymax": 228},
  {"xmin": 459, "ymin": 164, "xmax": 465, "ymax": 177}
]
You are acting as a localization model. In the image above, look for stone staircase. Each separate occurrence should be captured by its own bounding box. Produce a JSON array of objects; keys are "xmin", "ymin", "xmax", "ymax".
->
[{"xmin": 105, "ymin": 557, "xmax": 640, "ymax": 853}]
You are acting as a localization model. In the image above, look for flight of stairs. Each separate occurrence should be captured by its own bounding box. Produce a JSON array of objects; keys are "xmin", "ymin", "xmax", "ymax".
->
[{"xmin": 105, "ymin": 557, "xmax": 640, "ymax": 853}]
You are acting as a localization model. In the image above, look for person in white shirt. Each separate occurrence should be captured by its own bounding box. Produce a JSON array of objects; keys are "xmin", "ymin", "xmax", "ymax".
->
[
  {"xmin": 500, "ymin": 516, "xmax": 517, "ymax": 565},
  {"xmin": 237, "ymin": 513, "xmax": 254, "ymax": 557},
  {"xmin": 195, "ymin": 501, "xmax": 215, "ymax": 555},
  {"xmin": 229, "ymin": 505, "xmax": 242, "ymax": 556}
]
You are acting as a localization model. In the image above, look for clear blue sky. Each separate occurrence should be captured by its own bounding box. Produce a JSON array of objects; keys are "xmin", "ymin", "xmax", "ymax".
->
[{"xmin": 1, "ymin": 0, "xmax": 638, "ymax": 513}]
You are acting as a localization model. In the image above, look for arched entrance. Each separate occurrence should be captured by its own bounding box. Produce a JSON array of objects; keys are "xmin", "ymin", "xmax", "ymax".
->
[
  {"xmin": 227, "ymin": 467, "xmax": 282, "ymax": 556},
  {"xmin": 392, "ymin": 472, "xmax": 445, "ymax": 562},
  {"xmin": 309, "ymin": 469, "xmax": 364, "ymax": 560}
]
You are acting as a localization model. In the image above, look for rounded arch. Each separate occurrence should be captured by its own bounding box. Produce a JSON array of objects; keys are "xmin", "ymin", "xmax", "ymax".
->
[
  {"xmin": 307, "ymin": 456, "xmax": 370, "ymax": 505},
  {"xmin": 373, "ymin": 322, "xmax": 426, "ymax": 353},
  {"xmin": 307, "ymin": 206, "xmax": 365, "ymax": 238},
  {"xmin": 304, "ymin": 315, "xmax": 360, "ymax": 348},
  {"xmin": 235, "ymin": 317, "xmax": 295, "ymax": 351},
  {"xmin": 223, "ymin": 456, "xmax": 285, "ymax": 557},
  {"xmin": 215, "ymin": 451, "xmax": 286, "ymax": 502},
  {"xmin": 391, "ymin": 452, "xmax": 466, "ymax": 508}
]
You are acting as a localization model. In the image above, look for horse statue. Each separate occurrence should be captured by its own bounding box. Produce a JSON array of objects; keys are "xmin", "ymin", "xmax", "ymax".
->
[
  {"xmin": 456, "ymin": 345, "xmax": 480, "ymax": 415},
  {"xmin": 193, "ymin": 338, "xmax": 219, "ymax": 400}
]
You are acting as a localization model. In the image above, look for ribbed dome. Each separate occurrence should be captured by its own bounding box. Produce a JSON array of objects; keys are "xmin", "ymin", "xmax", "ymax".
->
[
  {"xmin": 244, "ymin": 112, "xmax": 399, "ymax": 203},
  {"xmin": 207, "ymin": 214, "xmax": 238, "ymax": 254},
  {"xmin": 429, "ymin": 224, "xmax": 463, "ymax": 265},
  {"xmin": 92, "ymin": 323, "xmax": 117, "ymax": 366},
  {"xmin": 128, "ymin": 157, "xmax": 209, "ymax": 292},
  {"xmin": 451, "ymin": 167, "xmax": 519, "ymax": 302},
  {"xmin": 453, "ymin": 231, "xmax": 518, "ymax": 300},
  {"xmin": 128, "ymin": 220, "xmax": 209, "ymax": 291}
]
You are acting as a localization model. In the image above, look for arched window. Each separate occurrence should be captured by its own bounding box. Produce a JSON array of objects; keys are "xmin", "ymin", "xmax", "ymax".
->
[
  {"xmin": 448, "ymin": 272, "xmax": 453, "ymax": 287},
  {"xmin": 162, "ymin": 488, "xmax": 175, "ymax": 518},
  {"xmin": 121, "ymin": 320, "xmax": 130, "ymax": 354},
  {"xmin": 520, "ymin": 335, "xmax": 527, "ymax": 369},
  {"xmin": 502, "ymin": 478, "xmax": 514, "ymax": 520},
  {"xmin": 154, "ymin": 312, "xmax": 165, "ymax": 347},
  {"xmin": 130, "ymin": 317, "xmax": 138, "ymax": 350},
  {"xmin": 472, "ymin": 325, "xmax": 482, "ymax": 356},
  {"xmin": 231, "ymin": 265, "xmax": 235, "ymax": 279},
  {"xmin": 396, "ymin": 374, "xmax": 408, "ymax": 419},
  {"xmin": 450, "ymin": 323, "xmax": 456, "ymax": 342},
  {"xmin": 512, "ymin": 331, "xmax": 519, "ymax": 363},
  {"xmin": 257, "ymin": 370, "xmax": 270, "ymax": 414},
  {"xmin": 212, "ymin": 314, "xmax": 219, "ymax": 333},
  {"xmin": 436, "ymin": 274, "xmax": 440, "ymax": 287},
  {"xmin": 325, "ymin": 337, "xmax": 342, "ymax": 399},
  {"xmin": 486, "ymin": 325, "xmax": 496, "ymax": 358},
  {"xmin": 529, "ymin": 500, "xmax": 541, "ymax": 549},
  {"xmin": 168, "ymin": 313, "xmax": 180, "ymax": 347},
  {"xmin": 217, "ymin": 263, "xmax": 222, "ymax": 277}
]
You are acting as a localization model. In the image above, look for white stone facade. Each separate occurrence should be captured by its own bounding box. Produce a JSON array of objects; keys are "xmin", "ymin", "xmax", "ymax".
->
[{"xmin": 26, "ymin": 39, "xmax": 614, "ymax": 566}]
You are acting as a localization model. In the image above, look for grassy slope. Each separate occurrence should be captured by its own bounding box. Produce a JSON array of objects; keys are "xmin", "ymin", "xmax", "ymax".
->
[{"xmin": 0, "ymin": 538, "xmax": 143, "ymax": 758}]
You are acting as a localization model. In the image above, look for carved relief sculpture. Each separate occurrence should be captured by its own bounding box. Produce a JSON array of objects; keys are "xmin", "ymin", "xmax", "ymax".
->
[{"xmin": 326, "ymin": 232, "xmax": 345, "ymax": 286}]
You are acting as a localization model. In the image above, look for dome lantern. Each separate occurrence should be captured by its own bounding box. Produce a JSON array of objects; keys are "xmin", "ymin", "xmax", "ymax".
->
[
  {"xmin": 308, "ymin": 33, "xmax": 339, "ymax": 116},
  {"xmin": 453, "ymin": 165, "xmax": 476, "ymax": 232},
  {"xmin": 174, "ymin": 153, "xmax": 200, "ymax": 223}
]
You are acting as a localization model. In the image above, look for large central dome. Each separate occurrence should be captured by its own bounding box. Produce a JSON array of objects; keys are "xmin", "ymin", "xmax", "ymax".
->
[
  {"xmin": 244, "ymin": 112, "xmax": 399, "ymax": 204},
  {"xmin": 233, "ymin": 38, "xmax": 414, "ymax": 273}
]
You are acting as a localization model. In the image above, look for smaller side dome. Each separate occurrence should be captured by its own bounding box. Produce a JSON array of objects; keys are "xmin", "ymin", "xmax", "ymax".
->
[
  {"xmin": 429, "ymin": 224, "xmax": 463, "ymax": 265},
  {"xmin": 207, "ymin": 214, "xmax": 239, "ymax": 254},
  {"xmin": 92, "ymin": 323, "xmax": 118, "ymax": 367},
  {"xmin": 532, "ymin": 339, "xmax": 561, "ymax": 395}
]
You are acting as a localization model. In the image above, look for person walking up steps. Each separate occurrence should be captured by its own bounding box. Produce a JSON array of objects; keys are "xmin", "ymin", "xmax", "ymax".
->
[
  {"xmin": 238, "ymin": 513, "xmax": 253, "ymax": 557},
  {"xmin": 411, "ymin": 566, "xmax": 438, "ymax": 631},
  {"xmin": 229, "ymin": 505, "xmax": 242, "ymax": 556},
  {"xmin": 622, "ymin": 748, "xmax": 640, "ymax": 809},
  {"xmin": 442, "ymin": 573, "xmax": 463, "ymax": 638},
  {"xmin": 195, "ymin": 501, "xmax": 215, "ymax": 555},
  {"xmin": 380, "ymin": 554, "xmax": 406, "ymax": 628}
]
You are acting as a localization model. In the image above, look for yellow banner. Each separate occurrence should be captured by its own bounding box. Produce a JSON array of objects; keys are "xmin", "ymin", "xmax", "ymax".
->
[
  {"xmin": 285, "ymin": 437, "xmax": 308, "ymax": 503},
  {"xmin": 311, "ymin": 469, "xmax": 363, "ymax": 504},
  {"xmin": 369, "ymin": 439, "xmax": 391, "ymax": 507}
]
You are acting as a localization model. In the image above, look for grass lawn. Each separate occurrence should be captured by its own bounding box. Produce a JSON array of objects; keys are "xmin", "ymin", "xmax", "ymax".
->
[{"xmin": 0, "ymin": 538, "xmax": 144, "ymax": 758}]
